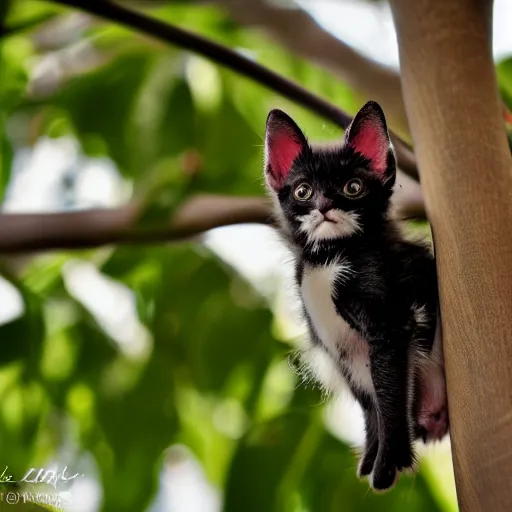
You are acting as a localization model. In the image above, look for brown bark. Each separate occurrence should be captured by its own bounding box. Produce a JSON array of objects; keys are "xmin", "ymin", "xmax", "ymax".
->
[{"xmin": 390, "ymin": 0, "xmax": 512, "ymax": 510}]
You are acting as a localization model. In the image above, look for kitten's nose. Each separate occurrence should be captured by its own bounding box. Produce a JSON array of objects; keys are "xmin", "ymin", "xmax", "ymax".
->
[{"xmin": 318, "ymin": 199, "xmax": 333, "ymax": 214}]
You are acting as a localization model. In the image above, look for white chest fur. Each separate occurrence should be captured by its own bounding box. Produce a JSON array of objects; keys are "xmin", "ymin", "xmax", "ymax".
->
[{"xmin": 300, "ymin": 263, "xmax": 374, "ymax": 394}]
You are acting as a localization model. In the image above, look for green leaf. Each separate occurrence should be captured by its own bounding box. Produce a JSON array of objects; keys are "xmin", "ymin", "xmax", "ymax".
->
[
  {"xmin": 0, "ymin": 32, "xmax": 31, "ymax": 201},
  {"xmin": 0, "ymin": 119, "xmax": 13, "ymax": 201},
  {"xmin": 128, "ymin": 59, "xmax": 197, "ymax": 173},
  {"xmin": 0, "ymin": 37, "xmax": 31, "ymax": 110},
  {"xmin": 497, "ymin": 57, "xmax": 512, "ymax": 109},
  {"xmin": 0, "ymin": 278, "xmax": 45, "ymax": 376},
  {"xmin": 3, "ymin": 0, "xmax": 62, "ymax": 27},
  {"xmin": 55, "ymin": 52, "xmax": 154, "ymax": 175},
  {"xmin": 223, "ymin": 411, "xmax": 318, "ymax": 512},
  {"xmin": 94, "ymin": 353, "xmax": 179, "ymax": 511},
  {"xmin": 0, "ymin": 371, "xmax": 50, "ymax": 480}
]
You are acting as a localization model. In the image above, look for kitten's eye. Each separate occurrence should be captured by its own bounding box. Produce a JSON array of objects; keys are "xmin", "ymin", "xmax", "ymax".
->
[
  {"xmin": 293, "ymin": 183, "xmax": 313, "ymax": 201},
  {"xmin": 343, "ymin": 178, "xmax": 364, "ymax": 198}
]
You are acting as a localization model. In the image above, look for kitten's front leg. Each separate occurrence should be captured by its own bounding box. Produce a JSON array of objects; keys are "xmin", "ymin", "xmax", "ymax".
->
[
  {"xmin": 368, "ymin": 340, "xmax": 414, "ymax": 491},
  {"xmin": 350, "ymin": 387, "xmax": 379, "ymax": 477}
]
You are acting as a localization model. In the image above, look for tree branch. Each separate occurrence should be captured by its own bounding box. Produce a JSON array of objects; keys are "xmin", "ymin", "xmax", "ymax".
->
[
  {"xmin": 214, "ymin": 0, "xmax": 409, "ymax": 138},
  {"xmin": 50, "ymin": 0, "xmax": 418, "ymax": 179},
  {"xmin": 0, "ymin": 174, "xmax": 425, "ymax": 254},
  {"xmin": 0, "ymin": 195, "xmax": 272, "ymax": 253}
]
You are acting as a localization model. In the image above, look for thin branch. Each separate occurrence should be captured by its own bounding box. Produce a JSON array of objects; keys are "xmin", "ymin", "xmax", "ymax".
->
[
  {"xmin": 50, "ymin": 0, "xmax": 418, "ymax": 180},
  {"xmin": 214, "ymin": 0, "xmax": 409, "ymax": 139}
]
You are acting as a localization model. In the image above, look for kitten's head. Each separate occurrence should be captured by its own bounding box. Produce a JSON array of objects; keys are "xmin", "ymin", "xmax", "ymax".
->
[{"xmin": 264, "ymin": 101, "xmax": 396, "ymax": 252}]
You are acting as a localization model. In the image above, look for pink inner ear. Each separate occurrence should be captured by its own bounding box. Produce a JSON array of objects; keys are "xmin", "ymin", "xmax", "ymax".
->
[
  {"xmin": 348, "ymin": 121, "xmax": 389, "ymax": 173},
  {"xmin": 268, "ymin": 133, "xmax": 302, "ymax": 176},
  {"xmin": 266, "ymin": 129, "xmax": 304, "ymax": 188}
]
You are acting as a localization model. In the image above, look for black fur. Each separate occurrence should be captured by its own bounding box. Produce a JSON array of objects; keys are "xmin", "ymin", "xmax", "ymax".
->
[{"xmin": 265, "ymin": 102, "xmax": 442, "ymax": 491}]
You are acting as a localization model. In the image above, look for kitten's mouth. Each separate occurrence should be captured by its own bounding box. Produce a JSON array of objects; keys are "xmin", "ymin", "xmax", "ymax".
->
[
  {"xmin": 313, "ymin": 217, "xmax": 337, "ymax": 232},
  {"xmin": 312, "ymin": 218, "xmax": 335, "ymax": 231}
]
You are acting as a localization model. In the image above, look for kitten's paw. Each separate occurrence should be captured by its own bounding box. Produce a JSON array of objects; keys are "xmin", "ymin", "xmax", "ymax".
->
[
  {"xmin": 357, "ymin": 446, "xmax": 378, "ymax": 478},
  {"xmin": 368, "ymin": 439, "xmax": 414, "ymax": 491},
  {"xmin": 369, "ymin": 458, "xmax": 398, "ymax": 492}
]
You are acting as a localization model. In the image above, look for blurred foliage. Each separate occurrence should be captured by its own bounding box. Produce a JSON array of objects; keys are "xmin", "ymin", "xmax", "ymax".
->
[{"xmin": 0, "ymin": 1, "xmax": 461, "ymax": 511}]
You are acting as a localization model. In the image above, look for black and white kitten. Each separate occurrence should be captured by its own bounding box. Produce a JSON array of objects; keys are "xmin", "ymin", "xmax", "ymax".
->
[{"xmin": 263, "ymin": 101, "xmax": 448, "ymax": 491}]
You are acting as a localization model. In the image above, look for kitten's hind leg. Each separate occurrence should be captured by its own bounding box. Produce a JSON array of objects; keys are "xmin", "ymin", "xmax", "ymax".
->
[{"xmin": 368, "ymin": 340, "xmax": 414, "ymax": 491}]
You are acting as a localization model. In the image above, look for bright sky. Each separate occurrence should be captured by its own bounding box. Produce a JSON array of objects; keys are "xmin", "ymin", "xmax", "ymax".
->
[{"xmin": 305, "ymin": 0, "xmax": 512, "ymax": 67}]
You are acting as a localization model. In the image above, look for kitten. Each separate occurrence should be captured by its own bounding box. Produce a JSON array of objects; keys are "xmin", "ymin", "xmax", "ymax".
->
[{"xmin": 263, "ymin": 101, "xmax": 448, "ymax": 491}]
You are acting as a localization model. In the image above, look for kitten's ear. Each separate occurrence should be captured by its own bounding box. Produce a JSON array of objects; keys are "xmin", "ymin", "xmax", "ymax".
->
[
  {"xmin": 265, "ymin": 109, "xmax": 307, "ymax": 191},
  {"xmin": 344, "ymin": 101, "xmax": 396, "ymax": 184}
]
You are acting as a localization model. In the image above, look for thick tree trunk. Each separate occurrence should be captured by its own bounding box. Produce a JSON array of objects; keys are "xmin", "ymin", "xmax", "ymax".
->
[{"xmin": 389, "ymin": 0, "xmax": 512, "ymax": 510}]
